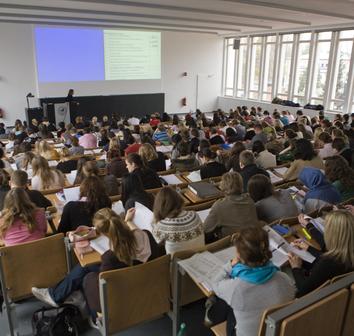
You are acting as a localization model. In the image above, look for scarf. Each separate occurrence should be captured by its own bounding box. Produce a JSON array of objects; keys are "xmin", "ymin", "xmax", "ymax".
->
[{"xmin": 230, "ymin": 261, "xmax": 278, "ymax": 285}]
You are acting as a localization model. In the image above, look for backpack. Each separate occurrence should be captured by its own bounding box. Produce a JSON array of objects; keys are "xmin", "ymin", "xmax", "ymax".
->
[{"xmin": 32, "ymin": 304, "xmax": 84, "ymax": 336}]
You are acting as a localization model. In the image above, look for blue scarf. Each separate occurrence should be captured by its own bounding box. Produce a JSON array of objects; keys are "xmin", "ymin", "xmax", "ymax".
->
[{"xmin": 230, "ymin": 262, "xmax": 278, "ymax": 285}]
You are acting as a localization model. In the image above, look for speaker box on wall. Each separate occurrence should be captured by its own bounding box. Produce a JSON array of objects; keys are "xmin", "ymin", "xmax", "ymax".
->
[{"xmin": 233, "ymin": 39, "xmax": 240, "ymax": 50}]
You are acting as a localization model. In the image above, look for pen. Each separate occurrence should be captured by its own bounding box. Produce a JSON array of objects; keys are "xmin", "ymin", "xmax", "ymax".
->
[{"xmin": 302, "ymin": 228, "xmax": 312, "ymax": 240}]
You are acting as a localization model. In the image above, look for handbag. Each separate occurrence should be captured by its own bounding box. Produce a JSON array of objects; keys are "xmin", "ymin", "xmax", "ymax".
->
[{"xmin": 68, "ymin": 226, "xmax": 96, "ymax": 255}]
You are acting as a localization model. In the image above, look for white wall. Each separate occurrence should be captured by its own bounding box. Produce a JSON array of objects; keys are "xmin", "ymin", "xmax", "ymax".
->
[{"xmin": 0, "ymin": 23, "xmax": 223, "ymax": 125}]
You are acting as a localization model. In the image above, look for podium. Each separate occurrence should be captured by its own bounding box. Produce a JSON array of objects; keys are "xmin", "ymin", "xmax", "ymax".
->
[{"xmin": 42, "ymin": 101, "xmax": 78, "ymax": 126}]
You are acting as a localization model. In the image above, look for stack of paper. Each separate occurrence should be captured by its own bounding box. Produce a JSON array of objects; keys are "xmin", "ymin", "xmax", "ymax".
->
[
  {"xmin": 160, "ymin": 174, "xmax": 182, "ymax": 185},
  {"xmin": 90, "ymin": 235, "xmax": 110, "ymax": 255},
  {"xmin": 267, "ymin": 171, "xmax": 283, "ymax": 184},
  {"xmin": 133, "ymin": 202, "xmax": 154, "ymax": 232},
  {"xmin": 187, "ymin": 170, "xmax": 201, "ymax": 182},
  {"xmin": 63, "ymin": 186, "xmax": 80, "ymax": 202}
]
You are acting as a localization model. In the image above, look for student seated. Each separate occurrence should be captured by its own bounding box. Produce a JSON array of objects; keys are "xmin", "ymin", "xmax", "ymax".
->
[
  {"xmin": 299, "ymin": 167, "xmax": 341, "ymax": 214},
  {"xmin": 252, "ymin": 141, "xmax": 276, "ymax": 169},
  {"xmin": 332, "ymin": 137, "xmax": 352, "ymax": 166},
  {"xmin": 31, "ymin": 156, "xmax": 65, "ymax": 191},
  {"xmin": 239, "ymin": 150, "xmax": 269, "ymax": 192},
  {"xmin": 68, "ymin": 136, "xmax": 84, "ymax": 156},
  {"xmin": 0, "ymin": 188, "xmax": 47, "ymax": 246},
  {"xmin": 9, "ymin": 170, "xmax": 52, "ymax": 209},
  {"xmin": 288, "ymin": 210, "xmax": 354, "ymax": 297},
  {"xmin": 58, "ymin": 176, "xmax": 112, "ymax": 234},
  {"xmin": 171, "ymin": 141, "xmax": 199, "ymax": 172},
  {"xmin": 139, "ymin": 143, "xmax": 166, "ymax": 172},
  {"xmin": 106, "ymin": 149, "xmax": 128, "ymax": 178},
  {"xmin": 208, "ymin": 226, "xmax": 295, "ymax": 336},
  {"xmin": 0, "ymin": 169, "xmax": 10, "ymax": 210},
  {"xmin": 317, "ymin": 132, "xmax": 336, "ymax": 159},
  {"xmin": 283, "ymin": 139, "xmax": 324, "ymax": 181},
  {"xmin": 204, "ymin": 172, "xmax": 258, "ymax": 239},
  {"xmin": 152, "ymin": 124, "xmax": 171, "ymax": 145},
  {"xmin": 199, "ymin": 148, "xmax": 227, "ymax": 180},
  {"xmin": 56, "ymin": 147, "xmax": 78, "ymax": 174},
  {"xmin": 32, "ymin": 208, "xmax": 163, "ymax": 319},
  {"xmin": 121, "ymin": 173, "xmax": 154, "ymax": 211},
  {"xmin": 248, "ymin": 174, "xmax": 299, "ymax": 223},
  {"xmin": 125, "ymin": 153, "xmax": 162, "ymax": 190},
  {"xmin": 224, "ymin": 142, "xmax": 246, "ymax": 172},
  {"xmin": 35, "ymin": 140, "xmax": 60, "ymax": 161},
  {"xmin": 209, "ymin": 128, "xmax": 225, "ymax": 145},
  {"xmin": 152, "ymin": 187, "xmax": 204, "ymax": 254},
  {"xmin": 78, "ymin": 128, "xmax": 97, "ymax": 149},
  {"xmin": 325, "ymin": 156, "xmax": 354, "ymax": 202}
]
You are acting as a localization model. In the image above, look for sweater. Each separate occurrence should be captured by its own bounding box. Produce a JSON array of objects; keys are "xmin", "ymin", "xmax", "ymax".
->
[
  {"xmin": 332, "ymin": 180, "xmax": 354, "ymax": 202},
  {"xmin": 255, "ymin": 190, "xmax": 299, "ymax": 223},
  {"xmin": 204, "ymin": 194, "xmax": 259, "ymax": 237},
  {"xmin": 152, "ymin": 210, "xmax": 205, "ymax": 255},
  {"xmin": 240, "ymin": 164, "xmax": 269, "ymax": 192},
  {"xmin": 211, "ymin": 263, "xmax": 295, "ymax": 336},
  {"xmin": 200, "ymin": 161, "xmax": 227, "ymax": 180}
]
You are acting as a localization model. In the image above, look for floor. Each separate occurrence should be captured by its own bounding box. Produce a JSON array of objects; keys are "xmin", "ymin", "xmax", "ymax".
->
[{"xmin": 0, "ymin": 297, "xmax": 214, "ymax": 336}]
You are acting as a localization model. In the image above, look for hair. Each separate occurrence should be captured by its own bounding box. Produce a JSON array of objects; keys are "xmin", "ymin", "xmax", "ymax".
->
[
  {"xmin": 176, "ymin": 141, "xmax": 190, "ymax": 157},
  {"xmin": 93, "ymin": 208, "xmax": 137, "ymax": 265},
  {"xmin": 79, "ymin": 176, "xmax": 111, "ymax": 215},
  {"xmin": 107, "ymin": 149, "xmax": 121, "ymax": 162},
  {"xmin": 82, "ymin": 161, "xmax": 99, "ymax": 177},
  {"xmin": 121, "ymin": 173, "xmax": 148, "ymax": 206},
  {"xmin": 31, "ymin": 156, "xmax": 64, "ymax": 190},
  {"xmin": 35, "ymin": 140, "xmax": 53, "ymax": 157},
  {"xmin": 232, "ymin": 226, "xmax": 272, "ymax": 267},
  {"xmin": 230, "ymin": 141, "xmax": 246, "ymax": 156},
  {"xmin": 318, "ymin": 132, "xmax": 332, "ymax": 144},
  {"xmin": 71, "ymin": 136, "xmax": 79, "ymax": 147},
  {"xmin": 325, "ymin": 156, "xmax": 354, "ymax": 190},
  {"xmin": 324, "ymin": 210, "xmax": 354, "ymax": 269},
  {"xmin": 252, "ymin": 140, "xmax": 266, "ymax": 155},
  {"xmin": 332, "ymin": 137, "xmax": 346, "ymax": 152},
  {"xmin": 139, "ymin": 143, "xmax": 158, "ymax": 165},
  {"xmin": 247, "ymin": 174, "xmax": 273, "ymax": 202},
  {"xmin": 126, "ymin": 153, "xmax": 144, "ymax": 169},
  {"xmin": 294, "ymin": 139, "xmax": 317, "ymax": 161},
  {"xmin": 220, "ymin": 172, "xmax": 243, "ymax": 195},
  {"xmin": 22, "ymin": 151, "xmax": 36, "ymax": 170},
  {"xmin": 10, "ymin": 170, "xmax": 28, "ymax": 188},
  {"xmin": 239, "ymin": 150, "xmax": 255, "ymax": 166},
  {"xmin": 0, "ymin": 169, "xmax": 9, "ymax": 188},
  {"xmin": 200, "ymin": 147, "xmax": 217, "ymax": 161},
  {"xmin": 153, "ymin": 187, "xmax": 184, "ymax": 222},
  {"xmin": 0, "ymin": 188, "xmax": 37, "ymax": 238}
]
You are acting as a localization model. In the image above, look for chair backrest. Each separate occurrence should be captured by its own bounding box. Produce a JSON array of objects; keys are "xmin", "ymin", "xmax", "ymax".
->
[
  {"xmin": 0, "ymin": 234, "xmax": 67, "ymax": 302},
  {"xmin": 330, "ymin": 271, "xmax": 354, "ymax": 284},
  {"xmin": 342, "ymin": 283, "xmax": 354, "ymax": 336},
  {"xmin": 171, "ymin": 236, "xmax": 231, "ymax": 306},
  {"xmin": 158, "ymin": 168, "xmax": 176, "ymax": 176},
  {"xmin": 99, "ymin": 254, "xmax": 171, "ymax": 335},
  {"xmin": 279, "ymin": 288, "xmax": 349, "ymax": 336},
  {"xmin": 185, "ymin": 199, "xmax": 216, "ymax": 211}
]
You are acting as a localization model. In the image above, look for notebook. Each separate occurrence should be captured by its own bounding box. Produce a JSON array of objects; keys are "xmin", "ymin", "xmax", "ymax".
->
[
  {"xmin": 160, "ymin": 174, "xmax": 182, "ymax": 185},
  {"xmin": 90, "ymin": 235, "xmax": 110, "ymax": 255},
  {"xmin": 188, "ymin": 182, "xmax": 221, "ymax": 199},
  {"xmin": 63, "ymin": 186, "xmax": 80, "ymax": 202},
  {"xmin": 186, "ymin": 170, "xmax": 201, "ymax": 182}
]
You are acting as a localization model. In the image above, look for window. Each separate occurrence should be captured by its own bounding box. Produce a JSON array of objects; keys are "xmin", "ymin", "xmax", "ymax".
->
[
  {"xmin": 277, "ymin": 35, "xmax": 294, "ymax": 97},
  {"xmin": 224, "ymin": 40, "xmax": 235, "ymax": 96},
  {"xmin": 311, "ymin": 32, "xmax": 332, "ymax": 103},
  {"xmin": 262, "ymin": 36, "xmax": 276, "ymax": 101},
  {"xmin": 248, "ymin": 37, "xmax": 262, "ymax": 100},
  {"xmin": 236, "ymin": 37, "xmax": 248, "ymax": 98},
  {"xmin": 329, "ymin": 32, "xmax": 354, "ymax": 111},
  {"xmin": 293, "ymin": 33, "xmax": 311, "ymax": 105}
]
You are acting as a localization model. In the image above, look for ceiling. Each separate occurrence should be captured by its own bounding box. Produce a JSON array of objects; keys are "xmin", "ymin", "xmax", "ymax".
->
[{"xmin": 0, "ymin": 0, "xmax": 353, "ymax": 35}]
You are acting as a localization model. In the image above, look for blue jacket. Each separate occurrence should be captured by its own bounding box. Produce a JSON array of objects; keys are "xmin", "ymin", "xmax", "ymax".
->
[{"xmin": 299, "ymin": 167, "xmax": 341, "ymax": 205}]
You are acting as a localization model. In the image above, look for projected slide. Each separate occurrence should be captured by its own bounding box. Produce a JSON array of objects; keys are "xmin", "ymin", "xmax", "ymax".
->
[{"xmin": 34, "ymin": 27, "xmax": 161, "ymax": 82}]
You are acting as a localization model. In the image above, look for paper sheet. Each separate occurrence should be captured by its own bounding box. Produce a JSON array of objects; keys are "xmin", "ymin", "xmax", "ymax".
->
[
  {"xmin": 112, "ymin": 201, "xmax": 125, "ymax": 216},
  {"xmin": 54, "ymin": 143, "xmax": 65, "ymax": 148},
  {"xmin": 133, "ymin": 202, "xmax": 154, "ymax": 232},
  {"xmin": 90, "ymin": 235, "xmax": 110, "ymax": 255},
  {"xmin": 196, "ymin": 208, "xmax": 211, "ymax": 223},
  {"xmin": 93, "ymin": 149, "xmax": 102, "ymax": 154},
  {"xmin": 273, "ymin": 167, "xmax": 288, "ymax": 176},
  {"xmin": 10, "ymin": 163, "xmax": 18, "ymax": 171},
  {"xmin": 214, "ymin": 246, "xmax": 235, "ymax": 264},
  {"xmin": 63, "ymin": 186, "xmax": 80, "ymax": 202},
  {"xmin": 48, "ymin": 160, "xmax": 58, "ymax": 167},
  {"xmin": 187, "ymin": 170, "xmax": 201, "ymax": 182},
  {"xmin": 165, "ymin": 159, "xmax": 171, "ymax": 170},
  {"xmin": 161, "ymin": 174, "xmax": 182, "ymax": 185},
  {"xmin": 66, "ymin": 170, "xmax": 77, "ymax": 185},
  {"xmin": 156, "ymin": 145, "xmax": 173, "ymax": 153},
  {"xmin": 267, "ymin": 170, "xmax": 283, "ymax": 184}
]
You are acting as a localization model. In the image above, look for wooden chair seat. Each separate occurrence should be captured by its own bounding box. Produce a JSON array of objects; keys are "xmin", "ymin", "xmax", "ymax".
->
[{"xmin": 211, "ymin": 321, "xmax": 227, "ymax": 336}]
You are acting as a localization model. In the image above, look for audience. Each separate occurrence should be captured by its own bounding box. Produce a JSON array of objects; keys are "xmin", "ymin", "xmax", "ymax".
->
[
  {"xmin": 35, "ymin": 140, "xmax": 60, "ymax": 161},
  {"xmin": 56, "ymin": 147, "xmax": 78, "ymax": 174},
  {"xmin": 248, "ymin": 174, "xmax": 299, "ymax": 222},
  {"xmin": 332, "ymin": 137, "xmax": 352, "ymax": 166},
  {"xmin": 0, "ymin": 169, "xmax": 10, "ymax": 209},
  {"xmin": 171, "ymin": 141, "xmax": 199, "ymax": 172},
  {"xmin": 106, "ymin": 149, "xmax": 128, "ymax": 178},
  {"xmin": 79, "ymin": 128, "xmax": 97, "ymax": 149},
  {"xmin": 69, "ymin": 136, "xmax": 84, "ymax": 156},
  {"xmin": 152, "ymin": 187, "xmax": 204, "ymax": 254},
  {"xmin": 204, "ymin": 172, "xmax": 259, "ymax": 239},
  {"xmin": 199, "ymin": 148, "xmax": 227, "ymax": 179},
  {"xmin": 139, "ymin": 143, "xmax": 166, "ymax": 172},
  {"xmin": 252, "ymin": 140, "xmax": 276, "ymax": 169}
]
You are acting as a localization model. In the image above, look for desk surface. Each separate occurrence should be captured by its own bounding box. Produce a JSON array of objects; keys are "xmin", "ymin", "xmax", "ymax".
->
[{"xmin": 74, "ymin": 247, "xmax": 101, "ymax": 267}]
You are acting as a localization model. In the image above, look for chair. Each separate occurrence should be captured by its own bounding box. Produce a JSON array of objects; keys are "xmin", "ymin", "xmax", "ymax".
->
[
  {"xmin": 342, "ymin": 284, "xmax": 354, "ymax": 336},
  {"xmin": 185, "ymin": 199, "xmax": 216, "ymax": 211},
  {"xmin": 41, "ymin": 187, "xmax": 63, "ymax": 195},
  {"xmin": 158, "ymin": 168, "xmax": 176, "ymax": 176},
  {"xmin": 211, "ymin": 321, "xmax": 227, "ymax": 336},
  {"xmin": 98, "ymin": 254, "xmax": 171, "ymax": 335},
  {"xmin": 45, "ymin": 205, "xmax": 58, "ymax": 233},
  {"xmin": 0, "ymin": 234, "xmax": 69, "ymax": 336}
]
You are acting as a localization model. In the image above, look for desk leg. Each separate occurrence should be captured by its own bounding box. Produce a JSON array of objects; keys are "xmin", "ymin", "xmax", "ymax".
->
[
  {"xmin": 64, "ymin": 237, "xmax": 73, "ymax": 272},
  {"xmin": 172, "ymin": 260, "xmax": 183, "ymax": 336}
]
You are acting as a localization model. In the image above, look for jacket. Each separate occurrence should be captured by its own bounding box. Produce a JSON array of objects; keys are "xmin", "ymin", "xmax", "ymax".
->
[{"xmin": 240, "ymin": 164, "xmax": 269, "ymax": 192}]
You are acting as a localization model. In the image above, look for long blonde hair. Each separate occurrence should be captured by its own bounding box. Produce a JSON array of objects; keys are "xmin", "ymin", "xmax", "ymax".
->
[
  {"xmin": 93, "ymin": 208, "xmax": 137, "ymax": 265},
  {"xmin": 32, "ymin": 155, "xmax": 64, "ymax": 190},
  {"xmin": 139, "ymin": 143, "xmax": 157, "ymax": 165},
  {"xmin": 324, "ymin": 210, "xmax": 354, "ymax": 269},
  {"xmin": 0, "ymin": 188, "xmax": 37, "ymax": 237},
  {"xmin": 35, "ymin": 140, "xmax": 52, "ymax": 157}
]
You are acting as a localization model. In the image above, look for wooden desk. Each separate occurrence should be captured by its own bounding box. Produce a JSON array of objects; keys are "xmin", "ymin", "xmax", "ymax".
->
[
  {"xmin": 73, "ymin": 247, "xmax": 101, "ymax": 267},
  {"xmin": 182, "ymin": 187, "xmax": 221, "ymax": 204}
]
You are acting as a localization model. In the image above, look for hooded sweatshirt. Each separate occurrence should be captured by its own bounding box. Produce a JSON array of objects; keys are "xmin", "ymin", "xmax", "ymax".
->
[{"xmin": 299, "ymin": 167, "xmax": 341, "ymax": 213}]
